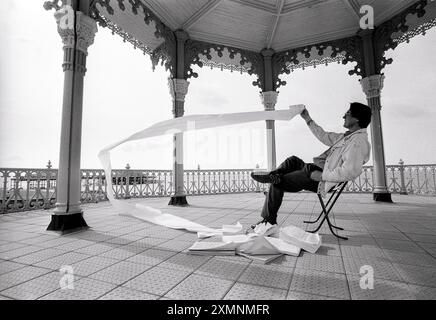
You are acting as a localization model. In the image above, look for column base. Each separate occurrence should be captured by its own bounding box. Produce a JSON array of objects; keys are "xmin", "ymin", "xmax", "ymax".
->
[
  {"xmin": 47, "ymin": 213, "xmax": 89, "ymax": 233},
  {"xmin": 168, "ymin": 195, "xmax": 189, "ymax": 206},
  {"xmin": 373, "ymin": 192, "xmax": 393, "ymax": 203}
]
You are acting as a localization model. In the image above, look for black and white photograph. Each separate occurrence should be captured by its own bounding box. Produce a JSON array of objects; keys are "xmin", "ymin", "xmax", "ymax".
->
[{"xmin": 0, "ymin": 0, "xmax": 435, "ymax": 310}]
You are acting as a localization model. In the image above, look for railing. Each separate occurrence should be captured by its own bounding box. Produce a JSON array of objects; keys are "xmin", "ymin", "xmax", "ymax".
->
[
  {"xmin": 1, "ymin": 161, "xmax": 435, "ymax": 213},
  {"xmin": 184, "ymin": 170, "xmax": 267, "ymax": 195},
  {"xmin": 345, "ymin": 162, "xmax": 436, "ymax": 195}
]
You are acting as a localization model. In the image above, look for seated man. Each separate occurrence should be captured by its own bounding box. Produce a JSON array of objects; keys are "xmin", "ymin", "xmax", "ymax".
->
[{"xmin": 251, "ymin": 102, "xmax": 372, "ymax": 235}]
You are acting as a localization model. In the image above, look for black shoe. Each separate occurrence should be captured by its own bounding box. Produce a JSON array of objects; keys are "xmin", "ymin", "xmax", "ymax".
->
[{"xmin": 251, "ymin": 172, "xmax": 281, "ymax": 184}]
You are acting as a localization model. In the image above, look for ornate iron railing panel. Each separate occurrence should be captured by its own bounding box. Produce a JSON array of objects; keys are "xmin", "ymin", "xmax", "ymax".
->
[
  {"xmin": 183, "ymin": 170, "xmax": 268, "ymax": 195},
  {"xmin": 0, "ymin": 168, "xmax": 57, "ymax": 213},
  {"xmin": 110, "ymin": 169, "xmax": 173, "ymax": 199},
  {"xmin": 1, "ymin": 163, "xmax": 435, "ymax": 213}
]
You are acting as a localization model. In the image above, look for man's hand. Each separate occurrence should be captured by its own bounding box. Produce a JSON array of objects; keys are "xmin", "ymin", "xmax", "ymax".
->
[
  {"xmin": 300, "ymin": 108, "xmax": 312, "ymax": 123},
  {"xmin": 310, "ymin": 171, "xmax": 323, "ymax": 182}
]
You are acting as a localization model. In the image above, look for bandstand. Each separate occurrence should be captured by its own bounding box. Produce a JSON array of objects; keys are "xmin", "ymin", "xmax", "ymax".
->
[{"xmin": 42, "ymin": 0, "xmax": 436, "ymax": 231}]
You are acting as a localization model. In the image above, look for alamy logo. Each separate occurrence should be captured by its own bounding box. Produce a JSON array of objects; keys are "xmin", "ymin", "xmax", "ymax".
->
[
  {"xmin": 359, "ymin": 265, "xmax": 374, "ymax": 290},
  {"xmin": 59, "ymin": 265, "xmax": 75, "ymax": 290},
  {"xmin": 57, "ymin": 3, "xmax": 74, "ymax": 30},
  {"xmin": 360, "ymin": 5, "xmax": 374, "ymax": 30}
]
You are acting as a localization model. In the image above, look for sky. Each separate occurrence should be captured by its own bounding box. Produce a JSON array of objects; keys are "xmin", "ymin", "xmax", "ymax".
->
[{"xmin": 1, "ymin": 1, "xmax": 435, "ymax": 170}]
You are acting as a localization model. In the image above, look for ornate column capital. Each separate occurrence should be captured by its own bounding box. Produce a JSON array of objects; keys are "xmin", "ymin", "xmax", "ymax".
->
[
  {"xmin": 260, "ymin": 91, "xmax": 278, "ymax": 111},
  {"xmin": 54, "ymin": 7, "xmax": 98, "ymax": 55},
  {"xmin": 168, "ymin": 78, "xmax": 190, "ymax": 117},
  {"xmin": 168, "ymin": 78, "xmax": 190, "ymax": 102},
  {"xmin": 360, "ymin": 74, "xmax": 385, "ymax": 99}
]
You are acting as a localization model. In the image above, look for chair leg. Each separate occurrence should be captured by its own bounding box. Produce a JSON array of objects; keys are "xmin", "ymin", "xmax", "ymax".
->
[
  {"xmin": 304, "ymin": 190, "xmax": 337, "ymax": 224},
  {"xmin": 307, "ymin": 185, "xmax": 348, "ymax": 240}
]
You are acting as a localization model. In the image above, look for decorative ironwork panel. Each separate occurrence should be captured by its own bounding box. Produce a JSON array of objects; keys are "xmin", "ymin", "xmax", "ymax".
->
[
  {"xmin": 89, "ymin": 0, "xmax": 176, "ymax": 74},
  {"xmin": 0, "ymin": 168, "xmax": 57, "ymax": 213},
  {"xmin": 183, "ymin": 39, "xmax": 264, "ymax": 87},
  {"xmin": 373, "ymin": 0, "xmax": 435, "ymax": 75},
  {"xmin": 183, "ymin": 169, "xmax": 267, "ymax": 196},
  {"xmin": 272, "ymin": 36, "xmax": 364, "ymax": 89}
]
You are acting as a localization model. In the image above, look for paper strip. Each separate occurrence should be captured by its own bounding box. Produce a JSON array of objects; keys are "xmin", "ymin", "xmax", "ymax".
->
[{"xmin": 98, "ymin": 106, "xmax": 305, "ymax": 236}]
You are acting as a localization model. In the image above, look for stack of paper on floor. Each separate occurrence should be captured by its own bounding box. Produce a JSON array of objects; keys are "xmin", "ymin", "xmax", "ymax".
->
[
  {"xmin": 279, "ymin": 225, "xmax": 322, "ymax": 254},
  {"xmin": 235, "ymin": 236, "xmax": 283, "ymax": 264},
  {"xmin": 187, "ymin": 240, "xmax": 238, "ymax": 256},
  {"xmin": 222, "ymin": 234, "xmax": 301, "ymax": 263},
  {"xmin": 237, "ymin": 252, "xmax": 283, "ymax": 264}
]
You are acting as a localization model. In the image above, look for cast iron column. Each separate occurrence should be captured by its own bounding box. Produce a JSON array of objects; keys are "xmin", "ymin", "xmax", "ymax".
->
[
  {"xmin": 168, "ymin": 30, "xmax": 189, "ymax": 206},
  {"xmin": 261, "ymin": 49, "xmax": 278, "ymax": 171},
  {"xmin": 360, "ymin": 31, "xmax": 392, "ymax": 202},
  {"xmin": 45, "ymin": 1, "xmax": 98, "ymax": 231},
  {"xmin": 360, "ymin": 75, "xmax": 391, "ymax": 202}
]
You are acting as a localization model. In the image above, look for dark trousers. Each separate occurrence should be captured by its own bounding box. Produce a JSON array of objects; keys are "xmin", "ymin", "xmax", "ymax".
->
[{"xmin": 261, "ymin": 156, "xmax": 321, "ymax": 224}]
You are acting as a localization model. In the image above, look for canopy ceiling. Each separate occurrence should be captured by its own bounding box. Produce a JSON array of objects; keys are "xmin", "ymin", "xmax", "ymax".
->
[
  {"xmin": 89, "ymin": 0, "xmax": 436, "ymax": 81},
  {"xmin": 93, "ymin": 0, "xmax": 436, "ymax": 51}
]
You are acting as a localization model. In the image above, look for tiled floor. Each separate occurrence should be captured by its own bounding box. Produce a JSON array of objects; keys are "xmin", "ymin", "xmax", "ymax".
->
[{"xmin": 1, "ymin": 193, "xmax": 436, "ymax": 300}]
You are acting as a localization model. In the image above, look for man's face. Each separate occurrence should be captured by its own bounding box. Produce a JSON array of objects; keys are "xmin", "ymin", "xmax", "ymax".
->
[{"xmin": 343, "ymin": 109, "xmax": 359, "ymax": 129}]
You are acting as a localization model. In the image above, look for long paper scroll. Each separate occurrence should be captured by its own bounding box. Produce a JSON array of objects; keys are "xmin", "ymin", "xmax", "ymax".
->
[{"xmin": 98, "ymin": 105, "xmax": 305, "ymax": 237}]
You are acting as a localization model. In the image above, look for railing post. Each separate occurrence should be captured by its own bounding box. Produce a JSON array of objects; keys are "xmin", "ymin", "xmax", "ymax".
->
[
  {"xmin": 399, "ymin": 159, "xmax": 408, "ymax": 195},
  {"xmin": 124, "ymin": 163, "xmax": 131, "ymax": 199},
  {"xmin": 44, "ymin": 161, "xmax": 52, "ymax": 209}
]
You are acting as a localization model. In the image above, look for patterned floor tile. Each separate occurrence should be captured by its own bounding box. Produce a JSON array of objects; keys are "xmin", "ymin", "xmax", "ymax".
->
[
  {"xmin": 159, "ymin": 253, "xmax": 211, "ymax": 272},
  {"xmin": 97, "ymin": 245, "xmax": 146, "ymax": 260},
  {"xmin": 98, "ymin": 286, "xmax": 159, "ymax": 300},
  {"xmin": 347, "ymin": 275, "xmax": 414, "ymax": 300},
  {"xmin": 393, "ymin": 263, "xmax": 436, "ymax": 287},
  {"xmin": 407, "ymin": 284, "xmax": 436, "ymax": 300},
  {"xmin": 290, "ymin": 269, "xmax": 350, "ymax": 299},
  {"xmin": 124, "ymin": 266, "xmax": 190, "ymax": 296},
  {"xmin": 39, "ymin": 277, "xmax": 117, "ymax": 300},
  {"xmin": 69, "ymin": 256, "xmax": 120, "ymax": 276},
  {"xmin": 238, "ymin": 264, "xmax": 293, "ymax": 290},
  {"xmin": 224, "ymin": 282, "xmax": 287, "ymax": 300},
  {"xmin": 52, "ymin": 239, "xmax": 95, "ymax": 251},
  {"xmin": 155, "ymin": 239, "xmax": 193, "ymax": 252},
  {"xmin": 0, "ymin": 260, "xmax": 27, "ymax": 275},
  {"xmin": 34, "ymin": 252, "xmax": 91, "ymax": 270},
  {"xmin": 375, "ymin": 239, "xmax": 425, "ymax": 253},
  {"xmin": 340, "ymin": 246, "xmax": 386, "ymax": 259},
  {"xmin": 126, "ymin": 248, "xmax": 177, "ymax": 266},
  {"xmin": 370, "ymin": 231, "xmax": 409, "ymax": 241},
  {"xmin": 89, "ymin": 261, "xmax": 152, "ymax": 285},
  {"xmin": 287, "ymin": 291, "xmax": 339, "ymax": 300},
  {"xmin": 343, "ymin": 257, "xmax": 402, "ymax": 281},
  {"xmin": 0, "ymin": 245, "xmax": 45, "ymax": 260},
  {"xmin": 165, "ymin": 274, "xmax": 233, "ymax": 300},
  {"xmin": 195, "ymin": 257, "xmax": 249, "ymax": 281},
  {"xmin": 382, "ymin": 249, "xmax": 436, "ymax": 267},
  {"xmin": 75, "ymin": 243, "xmax": 120, "ymax": 255},
  {"xmin": 1, "ymin": 272, "xmax": 63, "ymax": 300},
  {"xmin": 295, "ymin": 254, "xmax": 345, "ymax": 274},
  {"xmin": 128, "ymin": 237, "xmax": 168, "ymax": 249},
  {"xmin": 17, "ymin": 234, "xmax": 58, "ymax": 245},
  {"xmin": 12, "ymin": 248, "xmax": 66, "ymax": 265},
  {"xmin": 0, "ymin": 266, "xmax": 51, "ymax": 291}
]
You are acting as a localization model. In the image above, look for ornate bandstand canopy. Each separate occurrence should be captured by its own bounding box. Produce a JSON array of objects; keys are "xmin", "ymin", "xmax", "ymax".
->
[
  {"xmin": 42, "ymin": 0, "xmax": 436, "ymax": 231},
  {"xmin": 88, "ymin": 0, "xmax": 436, "ymax": 88}
]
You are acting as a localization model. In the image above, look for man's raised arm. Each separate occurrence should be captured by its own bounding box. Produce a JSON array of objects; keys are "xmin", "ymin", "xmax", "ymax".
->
[{"xmin": 300, "ymin": 107, "xmax": 343, "ymax": 146}]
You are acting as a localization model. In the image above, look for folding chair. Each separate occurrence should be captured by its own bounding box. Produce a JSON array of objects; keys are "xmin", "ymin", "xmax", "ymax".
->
[{"xmin": 304, "ymin": 181, "xmax": 348, "ymax": 240}]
